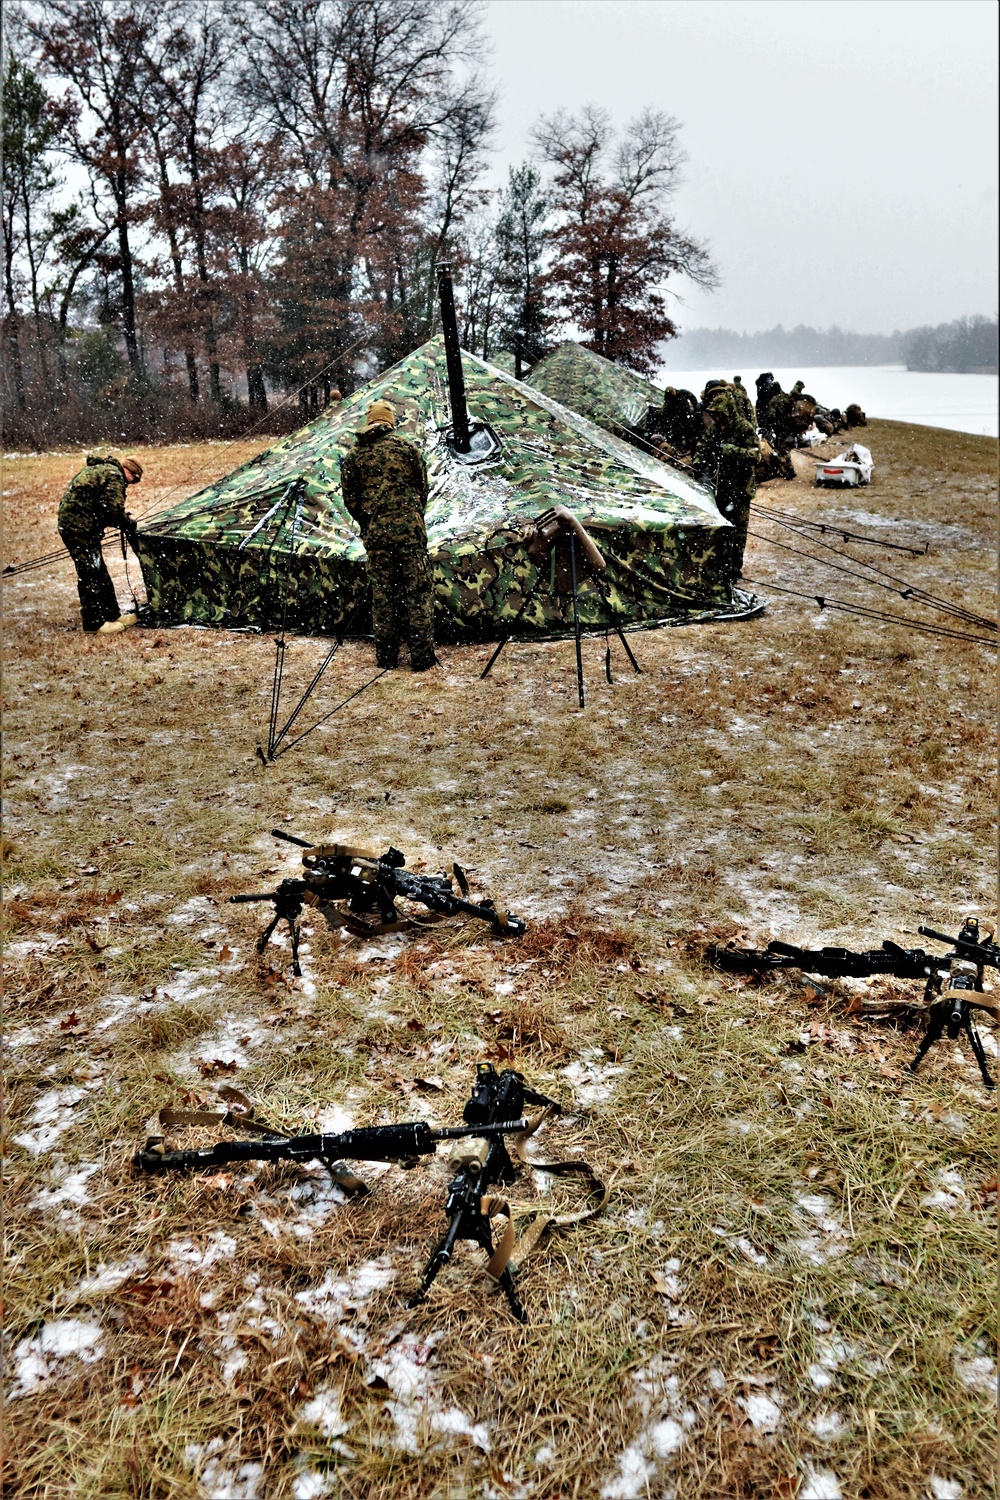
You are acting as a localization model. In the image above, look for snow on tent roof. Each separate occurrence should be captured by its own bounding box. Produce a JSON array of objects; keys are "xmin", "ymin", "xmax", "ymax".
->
[
  {"xmin": 137, "ymin": 335, "xmax": 753, "ymax": 640},
  {"xmin": 525, "ymin": 340, "xmax": 662, "ymax": 438}
]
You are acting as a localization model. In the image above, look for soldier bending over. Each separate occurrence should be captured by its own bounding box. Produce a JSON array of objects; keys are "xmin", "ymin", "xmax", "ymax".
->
[
  {"xmin": 340, "ymin": 400, "xmax": 438, "ymax": 671},
  {"xmin": 57, "ymin": 453, "xmax": 143, "ymax": 633}
]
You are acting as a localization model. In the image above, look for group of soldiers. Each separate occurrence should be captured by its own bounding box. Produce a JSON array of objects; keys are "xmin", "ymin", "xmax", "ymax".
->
[
  {"xmin": 57, "ymin": 369, "xmax": 868, "ymax": 661},
  {"xmin": 652, "ymin": 373, "xmax": 867, "ymax": 578}
]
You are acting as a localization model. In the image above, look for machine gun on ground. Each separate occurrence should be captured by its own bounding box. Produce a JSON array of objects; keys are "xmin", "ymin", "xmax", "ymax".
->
[
  {"xmin": 136, "ymin": 1064, "xmax": 604, "ymax": 1321},
  {"xmin": 710, "ymin": 918, "xmax": 998, "ymax": 1088},
  {"xmin": 231, "ymin": 830, "xmax": 526, "ymax": 972}
]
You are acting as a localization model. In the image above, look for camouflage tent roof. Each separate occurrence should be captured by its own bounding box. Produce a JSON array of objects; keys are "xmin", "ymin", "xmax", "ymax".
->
[
  {"xmin": 137, "ymin": 336, "xmax": 752, "ymax": 639},
  {"xmin": 526, "ymin": 341, "xmax": 662, "ymax": 438}
]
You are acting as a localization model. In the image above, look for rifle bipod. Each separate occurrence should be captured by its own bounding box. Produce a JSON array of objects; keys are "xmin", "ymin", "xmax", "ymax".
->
[
  {"xmin": 910, "ymin": 996, "xmax": 995, "ymax": 1089},
  {"xmin": 233, "ymin": 882, "xmax": 304, "ymax": 976},
  {"xmin": 408, "ymin": 1159, "xmax": 527, "ymax": 1322}
]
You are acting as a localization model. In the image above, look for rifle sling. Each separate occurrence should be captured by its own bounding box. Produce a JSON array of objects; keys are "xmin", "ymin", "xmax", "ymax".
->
[
  {"xmin": 480, "ymin": 1105, "xmax": 609, "ymax": 1280},
  {"xmin": 158, "ymin": 1107, "xmax": 286, "ymax": 1137}
]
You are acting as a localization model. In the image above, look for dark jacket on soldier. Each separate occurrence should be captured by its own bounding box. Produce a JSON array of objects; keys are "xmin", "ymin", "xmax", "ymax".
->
[
  {"xmin": 693, "ymin": 388, "xmax": 759, "ymax": 579},
  {"xmin": 340, "ymin": 427, "xmax": 429, "ymax": 547},
  {"xmin": 730, "ymin": 376, "xmax": 756, "ymax": 428},
  {"xmin": 340, "ymin": 422, "xmax": 436, "ymax": 670},
  {"xmin": 58, "ymin": 455, "xmax": 138, "ymax": 545}
]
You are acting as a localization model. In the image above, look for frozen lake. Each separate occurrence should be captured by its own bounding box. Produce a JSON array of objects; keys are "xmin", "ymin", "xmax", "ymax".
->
[{"xmin": 655, "ymin": 364, "xmax": 998, "ymax": 439}]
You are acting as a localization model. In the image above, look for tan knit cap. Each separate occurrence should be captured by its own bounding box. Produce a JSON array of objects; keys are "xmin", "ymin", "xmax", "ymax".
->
[
  {"xmin": 365, "ymin": 400, "xmax": 395, "ymax": 428},
  {"xmin": 122, "ymin": 456, "xmax": 143, "ymax": 479}
]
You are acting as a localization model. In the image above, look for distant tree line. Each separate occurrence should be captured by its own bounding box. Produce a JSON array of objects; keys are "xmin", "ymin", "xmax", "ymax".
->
[
  {"xmin": 669, "ymin": 317, "xmax": 998, "ymax": 374},
  {"xmin": 1, "ymin": 0, "xmax": 716, "ymax": 447},
  {"xmin": 903, "ymin": 316, "xmax": 998, "ymax": 374}
]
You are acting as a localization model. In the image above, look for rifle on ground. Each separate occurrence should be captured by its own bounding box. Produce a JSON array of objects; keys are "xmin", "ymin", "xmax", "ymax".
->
[
  {"xmin": 135, "ymin": 1064, "xmax": 603, "ymax": 1321},
  {"xmin": 231, "ymin": 830, "xmax": 526, "ymax": 972},
  {"xmin": 709, "ymin": 917, "xmax": 998, "ymax": 1088}
]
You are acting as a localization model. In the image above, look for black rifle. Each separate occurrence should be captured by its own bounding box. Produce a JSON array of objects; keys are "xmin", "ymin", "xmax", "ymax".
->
[
  {"xmin": 710, "ymin": 917, "xmax": 998, "ymax": 1088},
  {"xmin": 135, "ymin": 1064, "xmax": 558, "ymax": 1320},
  {"xmin": 408, "ymin": 1061, "xmax": 559, "ymax": 1322},
  {"xmin": 231, "ymin": 830, "xmax": 526, "ymax": 973}
]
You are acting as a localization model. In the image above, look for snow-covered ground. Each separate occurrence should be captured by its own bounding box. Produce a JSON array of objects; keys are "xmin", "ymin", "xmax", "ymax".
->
[{"xmin": 656, "ymin": 365, "xmax": 998, "ymax": 438}]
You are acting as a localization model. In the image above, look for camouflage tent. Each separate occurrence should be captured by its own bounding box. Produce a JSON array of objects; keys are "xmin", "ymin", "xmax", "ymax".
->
[
  {"xmin": 137, "ymin": 337, "xmax": 756, "ymax": 640},
  {"xmin": 526, "ymin": 340, "xmax": 662, "ymax": 441}
]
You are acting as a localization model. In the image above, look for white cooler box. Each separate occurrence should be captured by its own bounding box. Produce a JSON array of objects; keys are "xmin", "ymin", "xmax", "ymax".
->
[{"xmin": 815, "ymin": 443, "xmax": 873, "ymax": 487}]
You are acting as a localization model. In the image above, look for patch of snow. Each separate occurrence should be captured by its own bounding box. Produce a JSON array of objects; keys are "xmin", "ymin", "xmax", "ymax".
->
[
  {"xmin": 71, "ymin": 1255, "xmax": 148, "ymax": 1297},
  {"xmin": 4, "ymin": 1025, "xmax": 41, "ymax": 1049},
  {"xmin": 185, "ymin": 1440, "xmax": 263, "ymax": 1500},
  {"xmin": 12, "ymin": 1087, "xmax": 88, "ymax": 1154},
  {"xmin": 292, "ymin": 1471, "xmax": 332, "ymax": 1500},
  {"xmin": 788, "ymin": 1193, "xmax": 850, "ymax": 1265},
  {"xmin": 954, "ymin": 1352, "xmax": 995, "ymax": 1393},
  {"xmin": 561, "ymin": 1053, "xmax": 624, "ymax": 1105},
  {"xmin": 30, "ymin": 1160, "xmax": 100, "ymax": 1221},
  {"xmin": 739, "ymin": 1392, "xmax": 783, "ymax": 1432},
  {"xmin": 369, "ymin": 1331, "xmax": 492, "ymax": 1454},
  {"xmin": 920, "ymin": 1168, "xmax": 969, "ymax": 1213},
  {"xmin": 299, "ymin": 1385, "xmax": 349, "ymax": 1438},
  {"xmin": 9, "ymin": 1318, "xmax": 105, "ymax": 1396},
  {"xmin": 166, "ymin": 1231, "xmax": 238, "ymax": 1275},
  {"xmin": 807, "ymin": 1410, "xmax": 847, "ymax": 1439},
  {"xmin": 800, "ymin": 1468, "xmax": 843, "ymax": 1500},
  {"xmin": 294, "ymin": 1258, "xmax": 396, "ymax": 1328},
  {"xmin": 926, "ymin": 1478, "xmax": 963, "ymax": 1499},
  {"xmin": 808, "ymin": 1335, "xmax": 858, "ymax": 1390},
  {"xmin": 600, "ymin": 1358, "xmax": 695, "ymax": 1499}
]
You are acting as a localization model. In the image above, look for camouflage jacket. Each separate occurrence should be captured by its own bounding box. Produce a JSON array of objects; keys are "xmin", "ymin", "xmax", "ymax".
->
[
  {"xmin": 340, "ymin": 426, "xmax": 429, "ymax": 550},
  {"xmin": 58, "ymin": 456, "xmax": 135, "ymax": 543},
  {"xmin": 693, "ymin": 389, "xmax": 760, "ymax": 478},
  {"xmin": 730, "ymin": 377, "xmax": 757, "ymax": 427}
]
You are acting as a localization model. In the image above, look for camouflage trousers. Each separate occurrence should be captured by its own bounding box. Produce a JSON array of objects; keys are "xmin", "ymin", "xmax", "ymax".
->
[
  {"xmin": 366, "ymin": 542, "xmax": 436, "ymax": 668},
  {"xmin": 61, "ymin": 532, "xmax": 122, "ymax": 631},
  {"xmin": 716, "ymin": 456, "xmax": 756, "ymax": 580}
]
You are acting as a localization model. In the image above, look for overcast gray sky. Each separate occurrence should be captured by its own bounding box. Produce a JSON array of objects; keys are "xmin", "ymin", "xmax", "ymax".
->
[{"xmin": 483, "ymin": 0, "xmax": 998, "ymax": 334}]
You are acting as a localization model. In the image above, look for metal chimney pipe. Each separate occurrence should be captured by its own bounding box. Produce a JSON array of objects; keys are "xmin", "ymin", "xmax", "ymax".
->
[{"xmin": 435, "ymin": 262, "xmax": 471, "ymax": 454}]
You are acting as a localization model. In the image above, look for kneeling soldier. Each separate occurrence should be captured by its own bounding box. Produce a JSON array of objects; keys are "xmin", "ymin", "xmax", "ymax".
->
[
  {"xmin": 340, "ymin": 400, "xmax": 437, "ymax": 671},
  {"xmin": 57, "ymin": 453, "xmax": 143, "ymax": 633}
]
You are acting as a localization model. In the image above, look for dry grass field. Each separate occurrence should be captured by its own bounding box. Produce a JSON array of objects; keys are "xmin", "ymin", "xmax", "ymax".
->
[{"xmin": 3, "ymin": 419, "xmax": 997, "ymax": 1500}]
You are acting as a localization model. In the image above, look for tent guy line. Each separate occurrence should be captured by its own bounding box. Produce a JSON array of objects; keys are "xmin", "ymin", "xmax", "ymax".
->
[
  {"xmin": 739, "ymin": 578, "xmax": 997, "ymax": 646},
  {"xmin": 747, "ymin": 528, "xmax": 995, "ymax": 635}
]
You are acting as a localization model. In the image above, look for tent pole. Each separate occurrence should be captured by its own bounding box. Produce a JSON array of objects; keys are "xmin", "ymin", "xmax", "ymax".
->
[
  {"xmin": 435, "ymin": 262, "xmax": 471, "ymax": 454},
  {"xmin": 480, "ymin": 637, "xmax": 509, "ymax": 679},
  {"xmin": 569, "ymin": 534, "xmax": 585, "ymax": 709}
]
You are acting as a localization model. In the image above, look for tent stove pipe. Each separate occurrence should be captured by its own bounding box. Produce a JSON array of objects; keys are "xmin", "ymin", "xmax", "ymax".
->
[{"xmin": 435, "ymin": 262, "xmax": 471, "ymax": 454}]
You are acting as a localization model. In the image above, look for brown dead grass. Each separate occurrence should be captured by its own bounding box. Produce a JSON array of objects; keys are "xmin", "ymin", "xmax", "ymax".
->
[{"xmin": 2, "ymin": 419, "xmax": 997, "ymax": 1498}]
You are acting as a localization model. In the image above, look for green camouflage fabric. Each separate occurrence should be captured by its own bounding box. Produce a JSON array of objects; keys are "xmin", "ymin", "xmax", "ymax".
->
[
  {"xmin": 136, "ymin": 335, "xmax": 759, "ymax": 639},
  {"xmin": 58, "ymin": 456, "xmax": 136, "ymax": 544},
  {"xmin": 525, "ymin": 341, "xmax": 661, "ymax": 439},
  {"xmin": 340, "ymin": 425, "xmax": 429, "ymax": 547}
]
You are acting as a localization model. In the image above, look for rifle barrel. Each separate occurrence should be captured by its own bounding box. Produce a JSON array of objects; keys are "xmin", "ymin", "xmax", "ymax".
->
[{"xmin": 272, "ymin": 829, "xmax": 313, "ymax": 847}]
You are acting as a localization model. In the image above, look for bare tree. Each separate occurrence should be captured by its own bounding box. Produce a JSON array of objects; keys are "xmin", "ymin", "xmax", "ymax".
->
[
  {"xmin": 32, "ymin": 0, "xmax": 160, "ymax": 376},
  {"xmin": 533, "ymin": 106, "xmax": 717, "ymax": 374}
]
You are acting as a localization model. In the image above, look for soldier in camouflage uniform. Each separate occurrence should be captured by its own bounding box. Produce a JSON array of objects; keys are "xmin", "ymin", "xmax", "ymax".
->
[
  {"xmin": 57, "ymin": 454, "xmax": 143, "ymax": 632},
  {"xmin": 660, "ymin": 386, "xmax": 701, "ymax": 453},
  {"xmin": 764, "ymin": 379, "xmax": 807, "ymax": 454},
  {"xmin": 730, "ymin": 375, "xmax": 756, "ymax": 428},
  {"xmin": 340, "ymin": 400, "xmax": 437, "ymax": 670},
  {"xmin": 693, "ymin": 383, "xmax": 760, "ymax": 579}
]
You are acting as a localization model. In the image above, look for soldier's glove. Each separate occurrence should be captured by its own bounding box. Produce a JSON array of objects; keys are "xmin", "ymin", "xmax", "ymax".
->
[{"xmin": 124, "ymin": 516, "xmax": 140, "ymax": 548}]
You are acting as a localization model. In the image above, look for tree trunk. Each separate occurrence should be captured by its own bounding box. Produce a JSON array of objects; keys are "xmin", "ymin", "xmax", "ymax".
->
[
  {"xmin": 247, "ymin": 364, "xmax": 267, "ymax": 413},
  {"xmin": 116, "ymin": 189, "xmax": 142, "ymax": 376}
]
